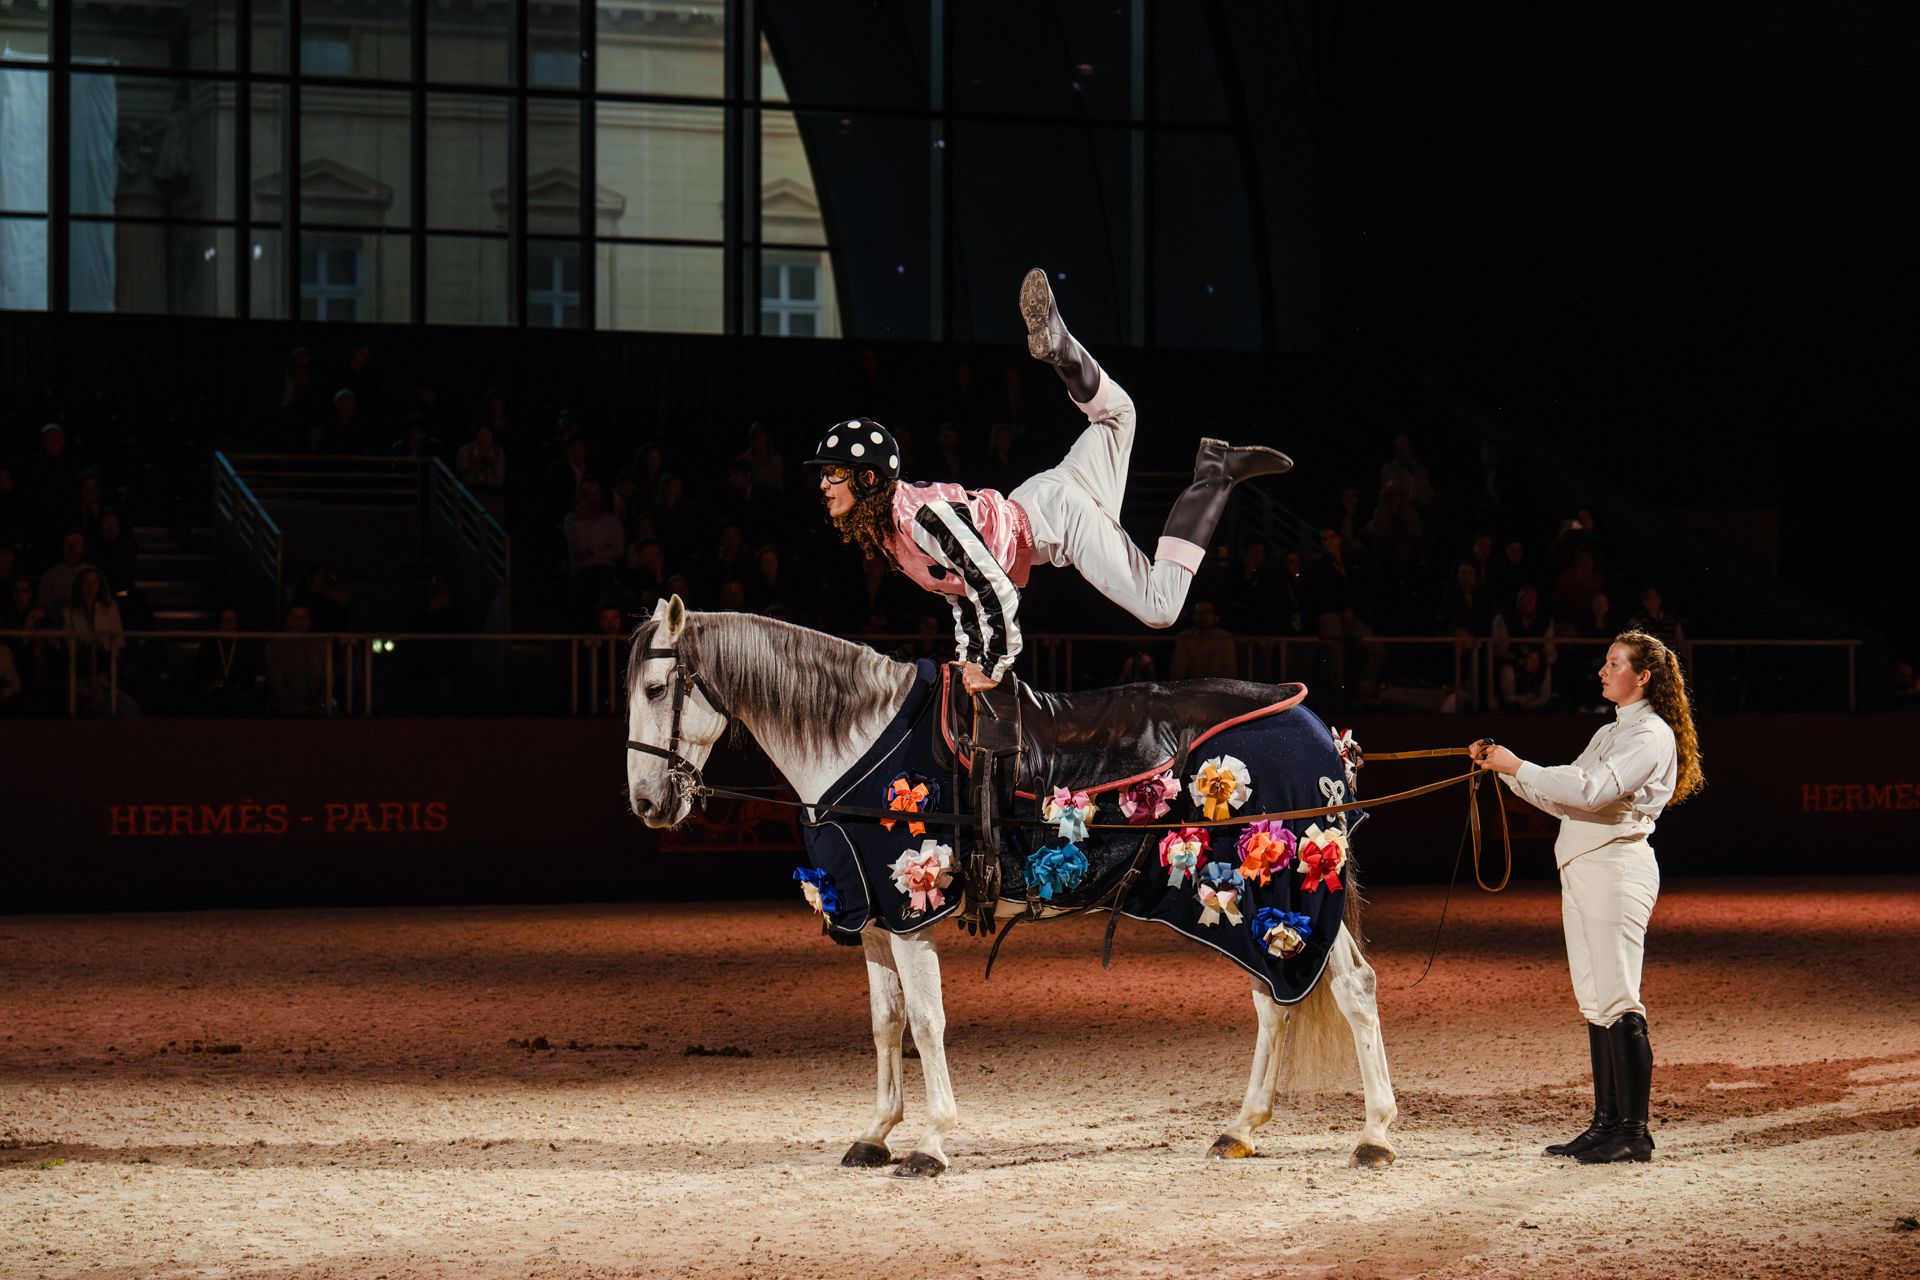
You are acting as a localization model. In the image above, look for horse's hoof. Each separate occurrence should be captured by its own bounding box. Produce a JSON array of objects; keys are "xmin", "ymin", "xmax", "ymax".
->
[
  {"xmin": 1207, "ymin": 1135, "xmax": 1256, "ymax": 1160},
  {"xmin": 840, "ymin": 1141, "xmax": 891, "ymax": 1168},
  {"xmin": 1350, "ymin": 1142, "xmax": 1396, "ymax": 1169},
  {"xmin": 891, "ymin": 1151, "xmax": 947, "ymax": 1178}
]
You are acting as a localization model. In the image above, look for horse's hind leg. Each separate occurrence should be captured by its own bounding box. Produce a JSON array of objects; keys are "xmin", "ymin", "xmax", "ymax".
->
[
  {"xmin": 886, "ymin": 927, "xmax": 957, "ymax": 1177},
  {"xmin": 840, "ymin": 929, "xmax": 906, "ymax": 1169},
  {"xmin": 1209, "ymin": 976, "xmax": 1290, "ymax": 1159},
  {"xmin": 1327, "ymin": 923, "xmax": 1398, "ymax": 1168}
]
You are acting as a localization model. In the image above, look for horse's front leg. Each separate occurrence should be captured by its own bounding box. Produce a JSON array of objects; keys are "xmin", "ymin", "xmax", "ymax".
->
[
  {"xmin": 886, "ymin": 927, "xmax": 957, "ymax": 1177},
  {"xmin": 1208, "ymin": 975, "xmax": 1290, "ymax": 1159},
  {"xmin": 1327, "ymin": 922, "xmax": 1398, "ymax": 1167},
  {"xmin": 840, "ymin": 929, "xmax": 907, "ymax": 1168}
]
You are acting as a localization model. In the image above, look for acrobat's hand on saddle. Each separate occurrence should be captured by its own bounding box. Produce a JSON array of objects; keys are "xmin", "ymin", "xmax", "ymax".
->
[{"xmin": 959, "ymin": 662, "xmax": 1000, "ymax": 695}]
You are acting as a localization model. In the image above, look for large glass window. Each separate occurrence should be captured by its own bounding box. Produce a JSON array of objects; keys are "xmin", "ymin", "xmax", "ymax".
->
[{"xmin": 7, "ymin": 2, "xmax": 1263, "ymax": 346}]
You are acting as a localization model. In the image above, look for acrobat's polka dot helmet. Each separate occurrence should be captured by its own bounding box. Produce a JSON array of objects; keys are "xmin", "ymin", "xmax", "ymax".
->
[{"xmin": 804, "ymin": 418, "xmax": 901, "ymax": 496}]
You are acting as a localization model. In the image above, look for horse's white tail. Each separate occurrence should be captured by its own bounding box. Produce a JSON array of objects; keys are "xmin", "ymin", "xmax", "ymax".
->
[
  {"xmin": 1278, "ymin": 883, "xmax": 1368, "ymax": 1095},
  {"xmin": 1278, "ymin": 958, "xmax": 1352, "ymax": 1094}
]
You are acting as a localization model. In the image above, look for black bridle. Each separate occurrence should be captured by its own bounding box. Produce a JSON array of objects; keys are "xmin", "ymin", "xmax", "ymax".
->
[{"xmin": 625, "ymin": 645, "xmax": 730, "ymax": 801}]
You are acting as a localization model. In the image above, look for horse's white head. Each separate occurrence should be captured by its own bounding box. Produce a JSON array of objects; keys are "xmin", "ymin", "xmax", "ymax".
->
[{"xmin": 626, "ymin": 595, "xmax": 727, "ymax": 828}]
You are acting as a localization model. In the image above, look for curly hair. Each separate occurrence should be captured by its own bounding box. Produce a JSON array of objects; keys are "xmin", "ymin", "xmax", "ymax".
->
[
  {"xmin": 830, "ymin": 481, "xmax": 900, "ymax": 565},
  {"xmin": 1615, "ymin": 630, "xmax": 1704, "ymax": 805}
]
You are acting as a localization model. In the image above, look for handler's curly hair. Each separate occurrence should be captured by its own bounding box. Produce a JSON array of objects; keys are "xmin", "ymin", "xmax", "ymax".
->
[
  {"xmin": 1615, "ymin": 630, "xmax": 1704, "ymax": 805},
  {"xmin": 830, "ymin": 480, "xmax": 900, "ymax": 565}
]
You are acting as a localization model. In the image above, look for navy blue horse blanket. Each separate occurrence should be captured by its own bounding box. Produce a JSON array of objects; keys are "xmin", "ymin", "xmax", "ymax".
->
[{"xmin": 798, "ymin": 659, "xmax": 1362, "ymax": 1005}]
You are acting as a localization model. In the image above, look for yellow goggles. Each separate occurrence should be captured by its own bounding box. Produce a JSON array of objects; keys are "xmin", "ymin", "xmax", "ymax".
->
[{"xmin": 818, "ymin": 463, "xmax": 853, "ymax": 484}]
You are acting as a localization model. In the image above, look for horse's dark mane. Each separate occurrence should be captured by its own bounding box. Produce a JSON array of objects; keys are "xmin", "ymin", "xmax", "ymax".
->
[{"xmin": 628, "ymin": 610, "xmax": 916, "ymax": 758}]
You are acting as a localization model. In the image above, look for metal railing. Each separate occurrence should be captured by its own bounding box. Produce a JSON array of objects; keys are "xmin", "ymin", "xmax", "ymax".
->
[
  {"xmin": 0, "ymin": 629, "xmax": 1866, "ymax": 718},
  {"xmin": 211, "ymin": 452, "xmax": 284, "ymax": 619},
  {"xmin": 427, "ymin": 457, "xmax": 512, "ymax": 626}
]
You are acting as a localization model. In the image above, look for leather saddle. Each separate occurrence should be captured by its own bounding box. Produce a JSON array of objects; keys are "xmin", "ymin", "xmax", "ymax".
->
[{"xmin": 936, "ymin": 665, "xmax": 1307, "ymax": 796}]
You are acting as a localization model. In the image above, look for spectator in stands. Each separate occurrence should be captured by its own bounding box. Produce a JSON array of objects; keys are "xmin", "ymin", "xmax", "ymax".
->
[
  {"xmin": 1578, "ymin": 591, "xmax": 1617, "ymax": 641},
  {"xmin": 1363, "ymin": 481, "xmax": 1426, "ymax": 570},
  {"xmin": 4, "ymin": 586, "xmax": 61, "ymax": 714},
  {"xmin": 980, "ymin": 423, "xmax": 1022, "ymax": 496},
  {"xmin": 543, "ymin": 434, "xmax": 591, "ymax": 528},
  {"xmin": 1474, "ymin": 442, "xmax": 1507, "ymax": 528},
  {"xmin": 647, "ymin": 470, "xmax": 689, "ymax": 534},
  {"xmin": 478, "ymin": 387, "xmax": 513, "ymax": 448},
  {"xmin": 72, "ymin": 471, "xmax": 106, "ymax": 546},
  {"xmin": 389, "ymin": 413, "xmax": 437, "ymax": 460},
  {"xmin": 1333, "ymin": 485, "xmax": 1368, "ymax": 556},
  {"xmin": 1494, "ymin": 585, "xmax": 1557, "ymax": 665},
  {"xmin": 742, "ymin": 421, "xmax": 786, "ymax": 494},
  {"xmin": 339, "ymin": 343, "xmax": 383, "ymax": 425},
  {"xmin": 1500, "ymin": 646, "xmax": 1554, "ymax": 711},
  {"xmin": 1551, "ymin": 546, "xmax": 1606, "ymax": 628},
  {"xmin": 23, "ymin": 424, "xmax": 80, "ymax": 552},
  {"xmin": 409, "ymin": 577, "xmax": 464, "ymax": 714},
  {"xmin": 322, "ymin": 388, "xmax": 362, "ymax": 454},
  {"xmin": 704, "ymin": 522, "xmax": 750, "ymax": 589},
  {"xmin": 717, "ymin": 459, "xmax": 769, "ymax": 547},
  {"xmin": 617, "ymin": 537, "xmax": 668, "ymax": 616},
  {"xmin": 1491, "ymin": 537, "xmax": 1534, "ymax": 607},
  {"xmin": 1440, "ymin": 561, "xmax": 1496, "ymax": 637},
  {"xmin": 1893, "ymin": 661, "xmax": 1919, "ymax": 711},
  {"xmin": 1379, "ymin": 434, "xmax": 1434, "ymax": 513},
  {"xmin": 195, "ymin": 607, "xmax": 263, "ymax": 715},
  {"xmin": 1171, "ymin": 600, "xmax": 1239, "ymax": 681},
  {"xmin": 37, "ymin": 532, "xmax": 93, "ymax": 618},
  {"xmin": 1307, "ymin": 527, "xmax": 1384, "ymax": 709},
  {"xmin": 746, "ymin": 544, "xmax": 799, "ymax": 618},
  {"xmin": 0, "ymin": 634, "xmax": 19, "ymax": 714},
  {"xmin": 268, "ymin": 348, "xmax": 320, "ymax": 450},
  {"xmin": 0, "ymin": 461, "xmax": 20, "ymax": 552},
  {"xmin": 266, "ymin": 603, "xmax": 329, "ymax": 716},
  {"xmin": 301, "ymin": 564, "xmax": 352, "ymax": 634},
  {"xmin": 564, "ymin": 480, "xmax": 624, "ymax": 622},
  {"xmin": 1466, "ymin": 532, "xmax": 1496, "ymax": 598},
  {"xmin": 1628, "ymin": 587, "xmax": 1686, "ymax": 648},
  {"xmin": 1279, "ymin": 548, "xmax": 1308, "ymax": 636},
  {"xmin": 456, "ymin": 422, "xmax": 507, "ymax": 517},
  {"xmin": 66, "ymin": 566, "xmax": 130, "ymax": 716},
  {"xmin": 88, "ymin": 511, "xmax": 137, "ymax": 597},
  {"xmin": 716, "ymin": 578, "xmax": 748, "ymax": 612},
  {"xmin": 930, "ymin": 423, "xmax": 966, "ymax": 483},
  {"xmin": 1218, "ymin": 539, "xmax": 1275, "ymax": 636},
  {"xmin": 64, "ymin": 567, "xmax": 123, "ymax": 655},
  {"xmin": 1117, "ymin": 645, "xmax": 1160, "ymax": 686}
]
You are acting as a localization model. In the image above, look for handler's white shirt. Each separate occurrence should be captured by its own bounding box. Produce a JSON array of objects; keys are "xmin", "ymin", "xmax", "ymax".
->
[{"xmin": 1502, "ymin": 698, "xmax": 1677, "ymax": 867}]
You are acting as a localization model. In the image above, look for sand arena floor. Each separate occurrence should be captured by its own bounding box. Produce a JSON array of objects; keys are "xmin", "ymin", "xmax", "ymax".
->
[{"xmin": 1, "ymin": 878, "xmax": 1917, "ymax": 1279}]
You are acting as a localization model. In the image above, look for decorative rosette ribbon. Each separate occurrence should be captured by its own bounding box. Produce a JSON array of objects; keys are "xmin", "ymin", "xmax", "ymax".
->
[
  {"xmin": 888, "ymin": 839, "xmax": 955, "ymax": 913},
  {"xmin": 1040, "ymin": 786, "xmax": 1094, "ymax": 843},
  {"xmin": 1252, "ymin": 907, "xmax": 1314, "ymax": 960},
  {"xmin": 1157, "ymin": 826, "xmax": 1210, "ymax": 887},
  {"xmin": 1189, "ymin": 755, "xmax": 1252, "ymax": 822},
  {"xmin": 1234, "ymin": 820, "xmax": 1298, "ymax": 886},
  {"xmin": 1026, "ymin": 842, "xmax": 1088, "ymax": 902},
  {"xmin": 1120, "ymin": 770, "xmax": 1181, "ymax": 824},
  {"xmin": 1333, "ymin": 726, "xmax": 1362, "ymax": 792},
  {"xmin": 880, "ymin": 772, "xmax": 938, "ymax": 837},
  {"xmin": 1195, "ymin": 861, "xmax": 1247, "ymax": 927},
  {"xmin": 792, "ymin": 866, "xmax": 841, "ymax": 919},
  {"xmin": 1297, "ymin": 822, "xmax": 1349, "ymax": 894}
]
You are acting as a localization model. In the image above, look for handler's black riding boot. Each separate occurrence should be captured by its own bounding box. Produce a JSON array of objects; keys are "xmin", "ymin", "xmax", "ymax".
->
[
  {"xmin": 1577, "ymin": 1013, "xmax": 1655, "ymax": 1164},
  {"xmin": 1545, "ymin": 1022, "xmax": 1618, "ymax": 1156},
  {"xmin": 1156, "ymin": 438, "xmax": 1295, "ymax": 570},
  {"xmin": 1020, "ymin": 268, "xmax": 1105, "ymax": 404}
]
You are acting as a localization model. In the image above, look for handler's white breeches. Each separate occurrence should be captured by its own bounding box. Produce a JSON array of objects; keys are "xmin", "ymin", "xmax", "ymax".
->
[
  {"xmin": 1559, "ymin": 839, "xmax": 1660, "ymax": 1026},
  {"xmin": 1011, "ymin": 374, "xmax": 1195, "ymax": 630}
]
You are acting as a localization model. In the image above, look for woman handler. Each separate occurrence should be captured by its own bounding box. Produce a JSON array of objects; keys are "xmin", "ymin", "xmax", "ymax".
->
[
  {"xmin": 1470, "ymin": 631, "xmax": 1704, "ymax": 1163},
  {"xmin": 808, "ymin": 269, "xmax": 1292, "ymax": 693}
]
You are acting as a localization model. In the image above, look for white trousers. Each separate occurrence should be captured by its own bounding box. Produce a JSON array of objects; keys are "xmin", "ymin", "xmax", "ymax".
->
[
  {"xmin": 1559, "ymin": 839, "xmax": 1660, "ymax": 1026},
  {"xmin": 1011, "ymin": 375, "xmax": 1195, "ymax": 629}
]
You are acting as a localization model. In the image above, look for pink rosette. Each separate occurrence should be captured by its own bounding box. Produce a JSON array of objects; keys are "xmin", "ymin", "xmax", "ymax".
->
[
  {"xmin": 1157, "ymin": 826, "xmax": 1209, "ymax": 887},
  {"xmin": 889, "ymin": 839, "xmax": 955, "ymax": 913},
  {"xmin": 1119, "ymin": 771, "xmax": 1181, "ymax": 824}
]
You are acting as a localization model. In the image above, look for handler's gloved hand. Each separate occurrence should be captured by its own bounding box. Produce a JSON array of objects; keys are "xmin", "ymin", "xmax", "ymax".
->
[{"xmin": 960, "ymin": 661, "xmax": 1000, "ymax": 694}]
